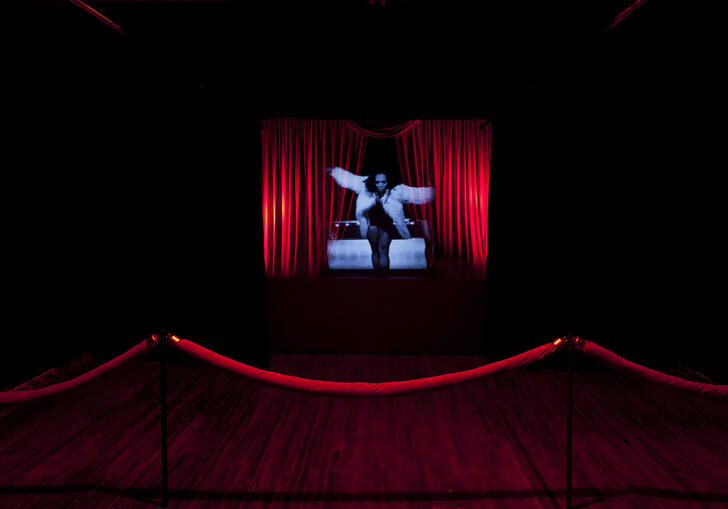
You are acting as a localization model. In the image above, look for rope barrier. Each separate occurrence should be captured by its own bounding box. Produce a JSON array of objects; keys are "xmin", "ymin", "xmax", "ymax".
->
[
  {"xmin": 0, "ymin": 338, "xmax": 158, "ymax": 404},
  {"xmin": 4, "ymin": 331, "xmax": 723, "ymax": 509},
  {"xmin": 3, "ymin": 334, "xmax": 726, "ymax": 403},
  {"xmin": 576, "ymin": 339, "xmax": 728, "ymax": 398},
  {"xmin": 172, "ymin": 338, "xmax": 563, "ymax": 396},
  {"xmin": 174, "ymin": 336, "xmax": 727, "ymax": 398}
]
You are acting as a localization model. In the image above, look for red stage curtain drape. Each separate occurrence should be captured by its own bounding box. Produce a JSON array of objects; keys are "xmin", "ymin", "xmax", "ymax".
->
[
  {"xmin": 262, "ymin": 119, "xmax": 491, "ymax": 278},
  {"xmin": 262, "ymin": 120, "xmax": 367, "ymax": 277},
  {"xmin": 398, "ymin": 120, "xmax": 491, "ymax": 277},
  {"xmin": 344, "ymin": 120, "xmax": 420, "ymax": 139}
]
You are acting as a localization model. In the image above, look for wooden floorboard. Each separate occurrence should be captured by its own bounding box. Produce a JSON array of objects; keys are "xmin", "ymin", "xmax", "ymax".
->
[{"xmin": 1, "ymin": 352, "xmax": 727, "ymax": 508}]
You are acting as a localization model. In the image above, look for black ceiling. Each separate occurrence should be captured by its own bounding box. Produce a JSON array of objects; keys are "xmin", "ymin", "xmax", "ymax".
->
[{"xmin": 13, "ymin": 0, "xmax": 696, "ymax": 116}]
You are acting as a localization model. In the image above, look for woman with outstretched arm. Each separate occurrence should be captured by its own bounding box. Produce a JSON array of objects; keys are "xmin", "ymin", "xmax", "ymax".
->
[{"xmin": 328, "ymin": 166, "xmax": 434, "ymax": 270}]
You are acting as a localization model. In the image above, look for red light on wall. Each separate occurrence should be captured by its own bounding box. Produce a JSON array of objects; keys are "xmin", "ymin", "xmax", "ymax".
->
[
  {"xmin": 69, "ymin": 0, "xmax": 125, "ymax": 35},
  {"xmin": 607, "ymin": 0, "xmax": 649, "ymax": 30}
]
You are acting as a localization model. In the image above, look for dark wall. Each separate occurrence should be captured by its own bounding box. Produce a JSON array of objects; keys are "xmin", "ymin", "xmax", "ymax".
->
[
  {"xmin": 486, "ymin": 6, "xmax": 724, "ymax": 379},
  {"xmin": 5, "ymin": 95, "xmax": 268, "ymax": 388},
  {"xmin": 5, "ymin": 1, "xmax": 723, "ymax": 384},
  {"xmin": 267, "ymin": 278, "xmax": 487, "ymax": 354}
]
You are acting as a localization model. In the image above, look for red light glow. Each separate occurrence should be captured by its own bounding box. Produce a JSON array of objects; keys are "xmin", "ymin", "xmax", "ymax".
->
[
  {"xmin": 69, "ymin": 0, "xmax": 125, "ymax": 34},
  {"xmin": 608, "ymin": 0, "xmax": 649, "ymax": 30}
]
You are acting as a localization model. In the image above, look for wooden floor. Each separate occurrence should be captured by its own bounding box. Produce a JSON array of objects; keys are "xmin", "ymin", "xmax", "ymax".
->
[{"xmin": 1, "ymin": 351, "xmax": 727, "ymax": 508}]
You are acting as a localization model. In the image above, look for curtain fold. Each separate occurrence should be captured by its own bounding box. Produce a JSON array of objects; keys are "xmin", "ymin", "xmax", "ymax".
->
[
  {"xmin": 345, "ymin": 120, "xmax": 420, "ymax": 138},
  {"xmin": 262, "ymin": 120, "xmax": 367, "ymax": 277},
  {"xmin": 398, "ymin": 119, "xmax": 491, "ymax": 277},
  {"xmin": 396, "ymin": 121, "xmax": 435, "ymax": 267}
]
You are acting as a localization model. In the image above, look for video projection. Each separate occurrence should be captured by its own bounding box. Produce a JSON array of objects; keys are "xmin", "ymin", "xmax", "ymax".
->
[{"xmin": 261, "ymin": 120, "xmax": 491, "ymax": 278}]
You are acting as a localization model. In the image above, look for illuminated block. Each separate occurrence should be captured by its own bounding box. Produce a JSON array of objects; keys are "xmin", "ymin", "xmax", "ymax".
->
[{"xmin": 327, "ymin": 238, "xmax": 427, "ymax": 270}]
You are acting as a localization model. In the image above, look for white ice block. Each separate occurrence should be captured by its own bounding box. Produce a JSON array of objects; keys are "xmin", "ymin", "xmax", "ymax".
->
[{"xmin": 327, "ymin": 238, "xmax": 427, "ymax": 270}]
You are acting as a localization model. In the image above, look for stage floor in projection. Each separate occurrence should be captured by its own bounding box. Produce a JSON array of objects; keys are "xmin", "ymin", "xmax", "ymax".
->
[{"xmin": 327, "ymin": 238, "xmax": 427, "ymax": 270}]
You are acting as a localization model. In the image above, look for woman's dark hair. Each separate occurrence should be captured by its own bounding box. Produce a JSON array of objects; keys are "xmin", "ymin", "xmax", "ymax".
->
[{"xmin": 363, "ymin": 168, "xmax": 400, "ymax": 193}]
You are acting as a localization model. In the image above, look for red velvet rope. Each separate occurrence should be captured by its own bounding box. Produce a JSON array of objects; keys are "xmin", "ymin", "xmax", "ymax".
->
[
  {"xmin": 0, "ymin": 339, "xmax": 156, "ymax": 404},
  {"xmin": 174, "ymin": 339, "xmax": 562, "ymax": 396},
  {"xmin": 4, "ymin": 335, "xmax": 724, "ymax": 404},
  {"xmin": 577, "ymin": 339, "xmax": 728, "ymax": 398}
]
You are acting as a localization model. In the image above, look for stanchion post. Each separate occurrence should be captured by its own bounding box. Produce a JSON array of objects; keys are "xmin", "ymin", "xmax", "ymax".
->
[
  {"xmin": 159, "ymin": 332, "xmax": 170, "ymax": 507},
  {"xmin": 566, "ymin": 331, "xmax": 574, "ymax": 509}
]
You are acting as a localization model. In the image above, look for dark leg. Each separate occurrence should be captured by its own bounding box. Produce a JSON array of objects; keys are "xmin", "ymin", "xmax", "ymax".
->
[
  {"xmin": 422, "ymin": 219, "xmax": 433, "ymax": 269},
  {"xmin": 367, "ymin": 226, "xmax": 380, "ymax": 269},
  {"xmin": 378, "ymin": 230, "xmax": 392, "ymax": 270}
]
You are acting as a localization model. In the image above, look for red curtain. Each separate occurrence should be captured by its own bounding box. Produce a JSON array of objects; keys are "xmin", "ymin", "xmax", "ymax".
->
[
  {"xmin": 262, "ymin": 120, "xmax": 367, "ymax": 277},
  {"xmin": 262, "ymin": 119, "xmax": 491, "ymax": 278},
  {"xmin": 344, "ymin": 120, "xmax": 420, "ymax": 139},
  {"xmin": 398, "ymin": 120, "xmax": 491, "ymax": 277}
]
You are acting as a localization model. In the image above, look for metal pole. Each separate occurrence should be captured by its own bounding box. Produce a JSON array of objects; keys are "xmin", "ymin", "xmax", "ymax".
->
[
  {"xmin": 160, "ymin": 333, "xmax": 169, "ymax": 506},
  {"xmin": 566, "ymin": 332, "xmax": 574, "ymax": 509}
]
